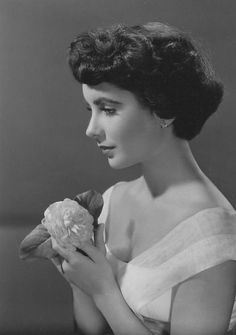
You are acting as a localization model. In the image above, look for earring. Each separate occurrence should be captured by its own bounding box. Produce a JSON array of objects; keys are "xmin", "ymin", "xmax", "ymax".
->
[
  {"xmin": 160, "ymin": 119, "xmax": 169, "ymax": 128},
  {"xmin": 159, "ymin": 118, "xmax": 175, "ymax": 129}
]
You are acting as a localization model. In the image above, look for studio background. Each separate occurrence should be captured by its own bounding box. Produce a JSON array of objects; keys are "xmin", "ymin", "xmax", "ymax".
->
[{"xmin": 0, "ymin": 0, "xmax": 235, "ymax": 334}]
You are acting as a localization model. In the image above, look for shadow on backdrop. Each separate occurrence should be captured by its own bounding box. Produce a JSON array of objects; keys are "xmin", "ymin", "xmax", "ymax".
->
[{"xmin": 0, "ymin": 0, "xmax": 236, "ymax": 333}]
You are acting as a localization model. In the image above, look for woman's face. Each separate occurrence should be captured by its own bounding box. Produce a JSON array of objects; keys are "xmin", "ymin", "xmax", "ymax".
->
[{"xmin": 82, "ymin": 82, "xmax": 166, "ymax": 169}]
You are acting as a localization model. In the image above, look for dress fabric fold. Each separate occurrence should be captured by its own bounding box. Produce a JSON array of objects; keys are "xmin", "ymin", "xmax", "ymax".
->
[{"xmin": 99, "ymin": 183, "xmax": 236, "ymax": 334}]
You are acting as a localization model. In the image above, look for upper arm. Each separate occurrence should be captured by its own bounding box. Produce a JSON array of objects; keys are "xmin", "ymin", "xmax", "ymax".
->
[{"xmin": 170, "ymin": 260, "xmax": 236, "ymax": 335}]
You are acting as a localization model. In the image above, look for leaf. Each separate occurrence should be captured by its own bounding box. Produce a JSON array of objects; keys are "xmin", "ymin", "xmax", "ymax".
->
[
  {"xmin": 19, "ymin": 224, "xmax": 56, "ymax": 261},
  {"xmin": 74, "ymin": 190, "xmax": 104, "ymax": 229}
]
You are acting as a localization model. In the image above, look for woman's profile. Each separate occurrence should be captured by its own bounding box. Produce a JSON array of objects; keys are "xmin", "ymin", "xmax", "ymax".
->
[{"xmin": 51, "ymin": 22, "xmax": 236, "ymax": 335}]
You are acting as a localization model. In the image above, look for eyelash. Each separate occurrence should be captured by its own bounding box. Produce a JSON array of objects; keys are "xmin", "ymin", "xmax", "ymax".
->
[
  {"xmin": 102, "ymin": 107, "xmax": 116, "ymax": 116},
  {"xmin": 86, "ymin": 107, "xmax": 116, "ymax": 117}
]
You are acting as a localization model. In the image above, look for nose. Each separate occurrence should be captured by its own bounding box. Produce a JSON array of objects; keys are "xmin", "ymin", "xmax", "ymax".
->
[{"xmin": 85, "ymin": 112, "xmax": 103, "ymax": 140}]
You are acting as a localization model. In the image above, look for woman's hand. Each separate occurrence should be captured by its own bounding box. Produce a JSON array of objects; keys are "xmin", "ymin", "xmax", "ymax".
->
[{"xmin": 51, "ymin": 224, "xmax": 118, "ymax": 300}]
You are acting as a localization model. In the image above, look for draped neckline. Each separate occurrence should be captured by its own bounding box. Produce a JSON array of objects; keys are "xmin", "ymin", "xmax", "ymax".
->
[{"xmin": 105, "ymin": 206, "xmax": 236, "ymax": 266}]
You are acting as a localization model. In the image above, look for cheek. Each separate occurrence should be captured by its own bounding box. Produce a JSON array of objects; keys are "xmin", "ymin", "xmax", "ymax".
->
[
  {"xmin": 113, "ymin": 119, "xmax": 143, "ymax": 146},
  {"xmin": 121, "ymin": 115, "xmax": 154, "ymax": 147},
  {"xmin": 107, "ymin": 106, "xmax": 156, "ymax": 150}
]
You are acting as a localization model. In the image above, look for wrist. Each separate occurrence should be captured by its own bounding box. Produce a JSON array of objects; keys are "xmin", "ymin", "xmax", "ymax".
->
[
  {"xmin": 93, "ymin": 286, "xmax": 122, "ymax": 309},
  {"xmin": 93, "ymin": 287, "xmax": 152, "ymax": 335},
  {"xmin": 71, "ymin": 284, "xmax": 90, "ymax": 300}
]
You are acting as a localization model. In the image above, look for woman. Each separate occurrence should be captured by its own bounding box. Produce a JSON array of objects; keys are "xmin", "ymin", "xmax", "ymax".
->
[{"xmin": 51, "ymin": 22, "xmax": 236, "ymax": 335}]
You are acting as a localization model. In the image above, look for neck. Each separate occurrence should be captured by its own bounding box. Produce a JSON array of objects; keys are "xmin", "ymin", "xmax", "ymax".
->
[{"xmin": 140, "ymin": 137, "xmax": 205, "ymax": 197}]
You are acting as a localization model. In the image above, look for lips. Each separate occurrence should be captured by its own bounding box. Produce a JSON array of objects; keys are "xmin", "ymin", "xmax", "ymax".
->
[
  {"xmin": 99, "ymin": 146, "xmax": 115, "ymax": 156},
  {"xmin": 99, "ymin": 145, "xmax": 115, "ymax": 150}
]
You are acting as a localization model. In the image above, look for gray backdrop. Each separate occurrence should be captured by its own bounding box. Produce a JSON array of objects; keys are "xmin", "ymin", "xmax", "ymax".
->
[{"xmin": 0, "ymin": 0, "xmax": 235, "ymax": 334}]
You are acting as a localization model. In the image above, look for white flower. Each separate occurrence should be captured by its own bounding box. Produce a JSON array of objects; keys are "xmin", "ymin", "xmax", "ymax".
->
[{"xmin": 42, "ymin": 198, "xmax": 94, "ymax": 250}]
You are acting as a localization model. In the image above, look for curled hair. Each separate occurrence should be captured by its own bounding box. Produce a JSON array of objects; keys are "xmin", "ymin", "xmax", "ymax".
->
[{"xmin": 68, "ymin": 22, "xmax": 223, "ymax": 140}]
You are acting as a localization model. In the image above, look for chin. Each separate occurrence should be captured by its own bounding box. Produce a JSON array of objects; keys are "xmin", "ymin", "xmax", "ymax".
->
[{"xmin": 107, "ymin": 155, "xmax": 138, "ymax": 170}]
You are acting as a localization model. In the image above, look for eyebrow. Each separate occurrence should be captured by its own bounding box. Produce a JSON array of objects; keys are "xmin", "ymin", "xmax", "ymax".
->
[{"xmin": 92, "ymin": 97, "xmax": 122, "ymax": 106}]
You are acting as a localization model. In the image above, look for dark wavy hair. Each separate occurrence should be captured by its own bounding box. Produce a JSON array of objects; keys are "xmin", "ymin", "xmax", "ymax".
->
[{"xmin": 68, "ymin": 22, "xmax": 223, "ymax": 140}]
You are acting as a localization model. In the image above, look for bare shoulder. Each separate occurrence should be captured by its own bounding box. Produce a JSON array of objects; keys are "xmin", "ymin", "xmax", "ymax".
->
[
  {"xmin": 171, "ymin": 176, "xmax": 236, "ymax": 333},
  {"xmin": 172, "ymin": 175, "xmax": 234, "ymax": 214},
  {"xmin": 173, "ymin": 260, "xmax": 236, "ymax": 296},
  {"xmin": 171, "ymin": 260, "xmax": 236, "ymax": 334}
]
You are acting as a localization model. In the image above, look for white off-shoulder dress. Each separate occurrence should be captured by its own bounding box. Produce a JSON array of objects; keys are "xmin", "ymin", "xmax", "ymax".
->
[{"xmin": 98, "ymin": 181, "xmax": 236, "ymax": 335}]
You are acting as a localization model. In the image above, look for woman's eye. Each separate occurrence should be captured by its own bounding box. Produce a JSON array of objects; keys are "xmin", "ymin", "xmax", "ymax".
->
[
  {"xmin": 101, "ymin": 107, "xmax": 116, "ymax": 116},
  {"xmin": 85, "ymin": 106, "xmax": 116, "ymax": 116}
]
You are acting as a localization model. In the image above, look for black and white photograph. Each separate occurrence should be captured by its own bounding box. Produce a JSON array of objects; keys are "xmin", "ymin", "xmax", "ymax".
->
[{"xmin": 1, "ymin": 1, "xmax": 236, "ymax": 334}]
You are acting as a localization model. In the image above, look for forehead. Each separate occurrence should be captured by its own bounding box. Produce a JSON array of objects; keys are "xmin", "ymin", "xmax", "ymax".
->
[{"xmin": 82, "ymin": 82, "xmax": 137, "ymax": 105}]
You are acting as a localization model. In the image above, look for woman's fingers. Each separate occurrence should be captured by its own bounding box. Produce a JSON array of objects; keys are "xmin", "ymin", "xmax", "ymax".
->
[
  {"xmin": 80, "ymin": 242, "xmax": 104, "ymax": 263},
  {"xmin": 51, "ymin": 254, "xmax": 62, "ymax": 266},
  {"xmin": 94, "ymin": 223, "xmax": 106, "ymax": 255},
  {"xmin": 51, "ymin": 237, "xmax": 94, "ymax": 266},
  {"xmin": 51, "ymin": 228, "xmax": 107, "ymax": 267},
  {"xmin": 50, "ymin": 254, "xmax": 65, "ymax": 274},
  {"xmin": 51, "ymin": 237, "xmax": 73, "ymax": 263}
]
